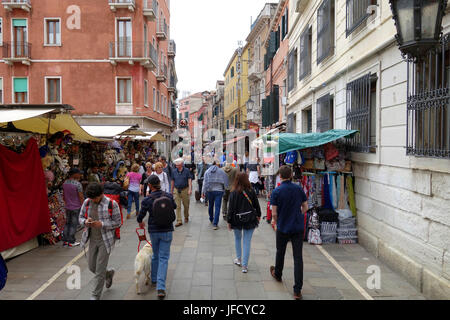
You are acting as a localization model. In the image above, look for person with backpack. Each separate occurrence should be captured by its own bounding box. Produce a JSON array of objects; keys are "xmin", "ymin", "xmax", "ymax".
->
[
  {"xmin": 202, "ymin": 161, "xmax": 229, "ymax": 230},
  {"xmin": 137, "ymin": 175, "xmax": 176, "ymax": 300},
  {"xmin": 226, "ymin": 172, "xmax": 261, "ymax": 273},
  {"xmin": 79, "ymin": 182, "xmax": 122, "ymax": 300},
  {"xmin": 222, "ymin": 156, "xmax": 238, "ymax": 220},
  {"xmin": 269, "ymin": 166, "xmax": 308, "ymax": 300}
]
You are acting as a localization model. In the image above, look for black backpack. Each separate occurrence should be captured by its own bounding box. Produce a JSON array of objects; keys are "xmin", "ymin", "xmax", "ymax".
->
[
  {"xmin": 0, "ymin": 255, "xmax": 7, "ymax": 291},
  {"xmin": 151, "ymin": 192, "xmax": 176, "ymax": 226}
]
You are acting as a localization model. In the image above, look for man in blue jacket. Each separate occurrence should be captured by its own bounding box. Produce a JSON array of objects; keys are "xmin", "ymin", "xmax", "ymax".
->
[
  {"xmin": 269, "ymin": 165, "xmax": 308, "ymax": 300},
  {"xmin": 202, "ymin": 161, "xmax": 229, "ymax": 230},
  {"xmin": 137, "ymin": 175, "xmax": 176, "ymax": 300}
]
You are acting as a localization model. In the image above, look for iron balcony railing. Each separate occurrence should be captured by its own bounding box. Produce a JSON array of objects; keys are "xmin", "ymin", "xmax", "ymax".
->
[
  {"xmin": 157, "ymin": 19, "xmax": 168, "ymax": 37},
  {"xmin": 168, "ymin": 40, "xmax": 176, "ymax": 55},
  {"xmin": 149, "ymin": 42, "xmax": 157, "ymax": 65},
  {"xmin": 108, "ymin": 0, "xmax": 135, "ymax": 6},
  {"xmin": 169, "ymin": 75, "xmax": 176, "ymax": 88},
  {"xmin": 2, "ymin": 0, "xmax": 31, "ymax": 5},
  {"xmin": 3, "ymin": 41, "xmax": 31, "ymax": 59},
  {"xmin": 157, "ymin": 62, "xmax": 168, "ymax": 78},
  {"xmin": 248, "ymin": 60, "xmax": 261, "ymax": 79},
  {"xmin": 143, "ymin": 0, "xmax": 157, "ymax": 12},
  {"xmin": 109, "ymin": 41, "xmax": 152, "ymax": 59}
]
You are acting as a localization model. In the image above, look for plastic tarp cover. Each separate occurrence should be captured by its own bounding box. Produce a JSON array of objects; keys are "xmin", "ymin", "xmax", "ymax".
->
[{"xmin": 276, "ymin": 129, "xmax": 358, "ymax": 154}]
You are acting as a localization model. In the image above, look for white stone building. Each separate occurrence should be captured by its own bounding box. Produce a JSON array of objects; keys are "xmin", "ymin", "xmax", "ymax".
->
[{"xmin": 287, "ymin": 0, "xmax": 450, "ymax": 299}]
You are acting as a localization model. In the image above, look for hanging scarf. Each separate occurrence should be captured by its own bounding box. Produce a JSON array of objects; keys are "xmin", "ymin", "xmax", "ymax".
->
[
  {"xmin": 347, "ymin": 175, "xmax": 357, "ymax": 216},
  {"xmin": 338, "ymin": 175, "xmax": 346, "ymax": 210},
  {"xmin": 323, "ymin": 174, "xmax": 333, "ymax": 209}
]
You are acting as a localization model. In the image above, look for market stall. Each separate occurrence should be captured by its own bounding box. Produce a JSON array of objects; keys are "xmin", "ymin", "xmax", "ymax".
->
[{"xmin": 262, "ymin": 129, "xmax": 359, "ymax": 245}]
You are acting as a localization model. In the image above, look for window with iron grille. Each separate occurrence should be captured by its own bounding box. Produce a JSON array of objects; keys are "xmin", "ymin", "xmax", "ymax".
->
[
  {"xmin": 316, "ymin": 93, "xmax": 333, "ymax": 132},
  {"xmin": 346, "ymin": 0, "xmax": 376, "ymax": 37},
  {"xmin": 346, "ymin": 73, "xmax": 377, "ymax": 152},
  {"xmin": 317, "ymin": 0, "xmax": 335, "ymax": 64},
  {"xmin": 406, "ymin": 34, "xmax": 450, "ymax": 159},
  {"xmin": 299, "ymin": 26, "xmax": 312, "ymax": 81},
  {"xmin": 302, "ymin": 107, "xmax": 312, "ymax": 133},
  {"xmin": 288, "ymin": 49, "xmax": 297, "ymax": 92}
]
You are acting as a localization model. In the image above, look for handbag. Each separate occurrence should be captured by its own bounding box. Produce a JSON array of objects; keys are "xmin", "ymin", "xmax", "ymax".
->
[
  {"xmin": 235, "ymin": 191, "xmax": 257, "ymax": 224},
  {"xmin": 308, "ymin": 229, "xmax": 322, "ymax": 245},
  {"xmin": 123, "ymin": 176, "xmax": 130, "ymax": 189}
]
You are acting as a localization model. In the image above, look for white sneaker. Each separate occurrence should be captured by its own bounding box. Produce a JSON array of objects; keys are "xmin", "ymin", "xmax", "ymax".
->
[
  {"xmin": 234, "ymin": 259, "xmax": 241, "ymax": 266},
  {"xmin": 67, "ymin": 242, "xmax": 80, "ymax": 247},
  {"xmin": 242, "ymin": 266, "xmax": 248, "ymax": 273}
]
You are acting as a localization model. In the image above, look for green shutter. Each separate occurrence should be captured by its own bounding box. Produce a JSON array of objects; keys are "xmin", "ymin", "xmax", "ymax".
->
[
  {"xmin": 14, "ymin": 78, "xmax": 28, "ymax": 93},
  {"xmin": 13, "ymin": 19, "xmax": 27, "ymax": 27},
  {"xmin": 269, "ymin": 32, "xmax": 276, "ymax": 58}
]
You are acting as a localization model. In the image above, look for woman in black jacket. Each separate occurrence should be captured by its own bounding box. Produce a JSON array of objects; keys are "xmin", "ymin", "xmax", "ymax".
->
[{"xmin": 226, "ymin": 172, "xmax": 261, "ymax": 273}]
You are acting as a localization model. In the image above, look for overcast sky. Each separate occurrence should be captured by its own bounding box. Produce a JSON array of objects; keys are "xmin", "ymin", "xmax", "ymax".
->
[{"xmin": 171, "ymin": 0, "xmax": 272, "ymax": 97}]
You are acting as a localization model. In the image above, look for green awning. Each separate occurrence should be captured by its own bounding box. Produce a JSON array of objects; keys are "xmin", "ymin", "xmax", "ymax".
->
[
  {"xmin": 276, "ymin": 129, "xmax": 358, "ymax": 154},
  {"xmin": 14, "ymin": 78, "xmax": 28, "ymax": 93},
  {"xmin": 13, "ymin": 19, "xmax": 27, "ymax": 27}
]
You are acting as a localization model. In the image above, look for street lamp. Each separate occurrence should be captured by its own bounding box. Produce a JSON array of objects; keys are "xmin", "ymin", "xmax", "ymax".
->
[{"xmin": 389, "ymin": 0, "xmax": 448, "ymax": 60}]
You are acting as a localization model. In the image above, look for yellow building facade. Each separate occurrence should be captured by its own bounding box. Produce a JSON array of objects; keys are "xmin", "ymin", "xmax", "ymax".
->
[{"xmin": 223, "ymin": 43, "xmax": 250, "ymax": 133}]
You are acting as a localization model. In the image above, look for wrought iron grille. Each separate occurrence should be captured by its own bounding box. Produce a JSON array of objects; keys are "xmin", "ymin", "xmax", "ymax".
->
[
  {"xmin": 406, "ymin": 34, "xmax": 450, "ymax": 159},
  {"xmin": 346, "ymin": 73, "xmax": 376, "ymax": 152},
  {"xmin": 317, "ymin": 0, "xmax": 334, "ymax": 64},
  {"xmin": 316, "ymin": 93, "xmax": 333, "ymax": 132},
  {"xmin": 299, "ymin": 26, "xmax": 312, "ymax": 81},
  {"xmin": 346, "ymin": 0, "xmax": 371, "ymax": 37}
]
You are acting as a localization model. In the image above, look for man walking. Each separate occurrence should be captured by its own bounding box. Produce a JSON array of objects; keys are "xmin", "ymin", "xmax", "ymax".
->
[
  {"xmin": 202, "ymin": 161, "xmax": 229, "ymax": 230},
  {"xmin": 159, "ymin": 156, "xmax": 173, "ymax": 180},
  {"xmin": 138, "ymin": 175, "xmax": 176, "ymax": 299},
  {"xmin": 79, "ymin": 182, "xmax": 122, "ymax": 300},
  {"xmin": 62, "ymin": 168, "xmax": 84, "ymax": 247},
  {"xmin": 171, "ymin": 158, "xmax": 192, "ymax": 227},
  {"xmin": 222, "ymin": 156, "xmax": 238, "ymax": 220},
  {"xmin": 269, "ymin": 166, "xmax": 308, "ymax": 300}
]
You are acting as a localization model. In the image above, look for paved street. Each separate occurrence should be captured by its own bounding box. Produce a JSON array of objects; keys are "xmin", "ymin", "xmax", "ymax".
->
[{"xmin": 0, "ymin": 183, "xmax": 426, "ymax": 300}]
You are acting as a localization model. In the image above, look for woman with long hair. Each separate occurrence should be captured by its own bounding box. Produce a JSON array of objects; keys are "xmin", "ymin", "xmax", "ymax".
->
[
  {"xmin": 125, "ymin": 163, "xmax": 142, "ymax": 219},
  {"xmin": 226, "ymin": 172, "xmax": 261, "ymax": 273},
  {"xmin": 140, "ymin": 162, "xmax": 153, "ymax": 197}
]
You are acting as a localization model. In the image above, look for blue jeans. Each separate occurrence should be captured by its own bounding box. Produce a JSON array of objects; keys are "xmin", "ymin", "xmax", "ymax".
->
[
  {"xmin": 149, "ymin": 232, "xmax": 173, "ymax": 291},
  {"xmin": 127, "ymin": 191, "xmax": 140, "ymax": 215},
  {"xmin": 207, "ymin": 191, "xmax": 223, "ymax": 226},
  {"xmin": 233, "ymin": 228, "xmax": 255, "ymax": 267}
]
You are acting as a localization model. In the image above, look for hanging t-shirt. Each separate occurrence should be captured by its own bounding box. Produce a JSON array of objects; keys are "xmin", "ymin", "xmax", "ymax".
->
[{"xmin": 126, "ymin": 172, "xmax": 142, "ymax": 193}]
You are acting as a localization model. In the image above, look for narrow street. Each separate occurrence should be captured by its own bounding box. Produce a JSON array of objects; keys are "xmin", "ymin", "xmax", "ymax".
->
[{"xmin": 0, "ymin": 182, "xmax": 425, "ymax": 301}]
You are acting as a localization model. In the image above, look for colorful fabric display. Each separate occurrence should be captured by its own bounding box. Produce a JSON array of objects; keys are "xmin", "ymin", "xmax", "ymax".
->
[{"xmin": 346, "ymin": 175, "xmax": 357, "ymax": 216}]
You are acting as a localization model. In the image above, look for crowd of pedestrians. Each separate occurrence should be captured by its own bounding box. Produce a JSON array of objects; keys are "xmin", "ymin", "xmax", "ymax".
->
[{"xmin": 60, "ymin": 152, "xmax": 308, "ymax": 301}]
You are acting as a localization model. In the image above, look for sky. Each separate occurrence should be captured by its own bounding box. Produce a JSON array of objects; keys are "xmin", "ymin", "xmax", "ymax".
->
[{"xmin": 170, "ymin": 0, "xmax": 273, "ymax": 97}]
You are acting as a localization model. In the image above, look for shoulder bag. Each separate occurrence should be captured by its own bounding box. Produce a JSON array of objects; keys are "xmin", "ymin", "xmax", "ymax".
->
[{"xmin": 235, "ymin": 191, "xmax": 257, "ymax": 224}]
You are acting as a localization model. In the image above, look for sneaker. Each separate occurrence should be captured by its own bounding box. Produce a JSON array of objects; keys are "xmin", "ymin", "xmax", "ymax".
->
[
  {"xmin": 157, "ymin": 289, "xmax": 166, "ymax": 299},
  {"xmin": 70, "ymin": 242, "xmax": 80, "ymax": 247},
  {"xmin": 213, "ymin": 225, "xmax": 218, "ymax": 230},
  {"xmin": 242, "ymin": 266, "xmax": 248, "ymax": 273},
  {"xmin": 234, "ymin": 258, "xmax": 241, "ymax": 266},
  {"xmin": 90, "ymin": 296, "xmax": 100, "ymax": 301},
  {"xmin": 293, "ymin": 292, "xmax": 303, "ymax": 300},
  {"xmin": 105, "ymin": 269, "xmax": 115, "ymax": 289}
]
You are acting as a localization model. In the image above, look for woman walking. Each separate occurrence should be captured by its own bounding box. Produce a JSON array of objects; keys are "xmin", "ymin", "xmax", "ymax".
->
[
  {"xmin": 246, "ymin": 158, "xmax": 261, "ymax": 196},
  {"xmin": 140, "ymin": 162, "xmax": 153, "ymax": 197},
  {"xmin": 126, "ymin": 163, "xmax": 142, "ymax": 219},
  {"xmin": 151, "ymin": 162, "xmax": 171, "ymax": 193},
  {"xmin": 226, "ymin": 172, "xmax": 261, "ymax": 273}
]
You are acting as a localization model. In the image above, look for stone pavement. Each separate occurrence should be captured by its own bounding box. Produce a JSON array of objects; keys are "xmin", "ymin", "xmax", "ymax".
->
[{"xmin": 0, "ymin": 186, "xmax": 426, "ymax": 300}]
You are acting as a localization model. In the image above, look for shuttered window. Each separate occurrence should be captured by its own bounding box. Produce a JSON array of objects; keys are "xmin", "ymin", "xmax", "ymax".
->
[
  {"xmin": 346, "ymin": 73, "xmax": 377, "ymax": 152},
  {"xmin": 316, "ymin": 93, "xmax": 333, "ymax": 132},
  {"xmin": 317, "ymin": 0, "xmax": 335, "ymax": 64},
  {"xmin": 46, "ymin": 78, "xmax": 61, "ymax": 103},
  {"xmin": 288, "ymin": 49, "xmax": 297, "ymax": 92},
  {"xmin": 299, "ymin": 26, "xmax": 312, "ymax": 81}
]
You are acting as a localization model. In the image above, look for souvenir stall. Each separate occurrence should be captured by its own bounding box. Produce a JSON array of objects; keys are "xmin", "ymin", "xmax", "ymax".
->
[
  {"xmin": 259, "ymin": 129, "xmax": 359, "ymax": 245},
  {"xmin": 0, "ymin": 107, "xmax": 104, "ymax": 254}
]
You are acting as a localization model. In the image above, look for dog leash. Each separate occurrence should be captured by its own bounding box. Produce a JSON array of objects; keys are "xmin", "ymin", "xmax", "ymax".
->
[{"xmin": 136, "ymin": 228, "xmax": 152, "ymax": 252}]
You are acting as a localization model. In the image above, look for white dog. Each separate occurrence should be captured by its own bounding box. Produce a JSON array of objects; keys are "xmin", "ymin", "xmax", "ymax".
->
[{"xmin": 134, "ymin": 243, "xmax": 153, "ymax": 294}]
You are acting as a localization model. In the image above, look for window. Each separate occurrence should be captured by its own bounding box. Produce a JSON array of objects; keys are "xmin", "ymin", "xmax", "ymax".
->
[
  {"xmin": 0, "ymin": 78, "xmax": 3, "ymax": 104},
  {"xmin": 46, "ymin": 77, "xmax": 61, "ymax": 103},
  {"xmin": 346, "ymin": 73, "xmax": 377, "ymax": 152},
  {"xmin": 231, "ymin": 67, "xmax": 234, "ymax": 78},
  {"xmin": 302, "ymin": 107, "xmax": 312, "ymax": 133},
  {"xmin": 406, "ymin": 35, "xmax": 450, "ymax": 158},
  {"xmin": 157, "ymin": 90, "xmax": 160, "ymax": 112},
  {"xmin": 227, "ymin": 120, "xmax": 229, "ymax": 129},
  {"xmin": 299, "ymin": 26, "xmax": 312, "ymax": 81},
  {"xmin": 117, "ymin": 19, "xmax": 132, "ymax": 57},
  {"xmin": 231, "ymin": 116, "xmax": 234, "ymax": 125},
  {"xmin": 346, "ymin": 0, "xmax": 376, "ymax": 37},
  {"xmin": 316, "ymin": 93, "xmax": 333, "ymax": 132},
  {"xmin": 45, "ymin": 19, "xmax": 61, "ymax": 45},
  {"xmin": 153, "ymin": 87, "xmax": 156, "ymax": 111},
  {"xmin": 317, "ymin": 0, "xmax": 335, "ymax": 64},
  {"xmin": 288, "ymin": 49, "xmax": 298, "ymax": 92},
  {"xmin": 281, "ymin": 7, "xmax": 288, "ymax": 39},
  {"xmin": 117, "ymin": 78, "xmax": 132, "ymax": 104},
  {"xmin": 144, "ymin": 80, "xmax": 148, "ymax": 107},
  {"xmin": 13, "ymin": 78, "xmax": 28, "ymax": 104},
  {"xmin": 0, "ymin": 18, "xmax": 3, "ymax": 46},
  {"xmin": 184, "ymin": 112, "xmax": 189, "ymax": 119},
  {"xmin": 235, "ymin": 114, "xmax": 238, "ymax": 128},
  {"xmin": 287, "ymin": 113, "xmax": 296, "ymax": 133}
]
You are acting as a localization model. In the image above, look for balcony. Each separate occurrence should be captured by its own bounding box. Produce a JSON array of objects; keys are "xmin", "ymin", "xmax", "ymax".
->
[
  {"xmin": 143, "ymin": 0, "xmax": 157, "ymax": 21},
  {"xmin": 109, "ymin": 41, "xmax": 156, "ymax": 70},
  {"xmin": 2, "ymin": 0, "xmax": 31, "ymax": 12},
  {"xmin": 248, "ymin": 60, "xmax": 262, "ymax": 81},
  {"xmin": 156, "ymin": 20, "xmax": 168, "ymax": 40},
  {"xmin": 156, "ymin": 62, "xmax": 167, "ymax": 82},
  {"xmin": 3, "ymin": 42, "xmax": 31, "ymax": 65},
  {"xmin": 168, "ymin": 40, "xmax": 176, "ymax": 57},
  {"xmin": 108, "ymin": 0, "xmax": 135, "ymax": 12},
  {"xmin": 168, "ymin": 75, "xmax": 176, "ymax": 93}
]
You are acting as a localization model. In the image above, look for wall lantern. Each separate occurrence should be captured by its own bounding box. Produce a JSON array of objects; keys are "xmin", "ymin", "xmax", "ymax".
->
[{"xmin": 389, "ymin": 0, "xmax": 448, "ymax": 59}]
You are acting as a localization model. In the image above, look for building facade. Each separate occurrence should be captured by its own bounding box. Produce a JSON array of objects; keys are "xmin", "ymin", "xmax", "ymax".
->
[
  {"xmin": 246, "ymin": 3, "xmax": 277, "ymax": 129},
  {"xmin": 288, "ymin": 0, "xmax": 450, "ymax": 299},
  {"xmin": 0, "ymin": 0, "xmax": 177, "ymax": 145}
]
